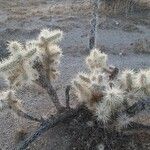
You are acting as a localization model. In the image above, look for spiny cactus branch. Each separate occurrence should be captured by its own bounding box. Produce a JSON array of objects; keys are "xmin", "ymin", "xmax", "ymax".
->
[
  {"xmin": 124, "ymin": 99, "xmax": 150, "ymax": 117},
  {"xmin": 0, "ymin": 49, "xmax": 36, "ymax": 73},
  {"xmin": 33, "ymin": 58, "xmax": 64, "ymax": 112},
  {"xmin": 125, "ymin": 122, "xmax": 150, "ymax": 131},
  {"xmin": 0, "ymin": 56, "xmax": 22, "ymax": 72},
  {"xmin": 108, "ymin": 99, "xmax": 150, "ymax": 129}
]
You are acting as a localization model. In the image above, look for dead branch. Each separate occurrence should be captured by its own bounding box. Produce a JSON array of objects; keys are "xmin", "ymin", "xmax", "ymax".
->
[
  {"xmin": 109, "ymin": 67, "xmax": 119, "ymax": 80},
  {"xmin": 15, "ymin": 109, "xmax": 43, "ymax": 123},
  {"xmin": 7, "ymin": 99, "xmax": 43, "ymax": 122},
  {"xmin": 65, "ymin": 85, "xmax": 71, "ymax": 109},
  {"xmin": 103, "ymin": 66, "xmax": 119, "ymax": 81},
  {"xmin": 89, "ymin": 0, "xmax": 99, "ymax": 50},
  {"xmin": 126, "ymin": 122, "xmax": 150, "ymax": 131},
  {"xmin": 121, "ymin": 122, "xmax": 150, "ymax": 136},
  {"xmin": 124, "ymin": 99, "xmax": 150, "ymax": 117}
]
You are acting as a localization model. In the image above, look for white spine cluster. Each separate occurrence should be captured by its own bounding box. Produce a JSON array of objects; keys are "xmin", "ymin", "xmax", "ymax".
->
[
  {"xmin": 72, "ymin": 73, "xmax": 92, "ymax": 104},
  {"xmin": 135, "ymin": 70, "xmax": 150, "ymax": 95},
  {"xmin": 0, "ymin": 29, "xmax": 63, "ymax": 115},
  {"xmin": 72, "ymin": 49, "xmax": 125, "ymax": 123},
  {"xmin": 95, "ymin": 102, "xmax": 111, "ymax": 123},
  {"xmin": 0, "ymin": 28, "xmax": 63, "ymax": 88},
  {"xmin": 72, "ymin": 70, "xmax": 109, "ymax": 111},
  {"xmin": 0, "ymin": 90, "xmax": 21, "ymax": 112},
  {"xmin": 120, "ymin": 70, "xmax": 135, "ymax": 91},
  {"xmin": 0, "ymin": 41, "xmax": 38, "ymax": 87},
  {"xmin": 72, "ymin": 49, "xmax": 150, "ymax": 125},
  {"xmin": 7, "ymin": 90, "xmax": 22, "ymax": 112},
  {"xmin": 72, "ymin": 49, "xmax": 150, "ymax": 124},
  {"xmin": 116, "ymin": 113, "xmax": 133, "ymax": 129},
  {"xmin": 38, "ymin": 29, "xmax": 63, "ymax": 46},
  {"xmin": 25, "ymin": 40, "xmax": 37, "ymax": 51},
  {"xmin": 37, "ymin": 29, "xmax": 63, "ymax": 80},
  {"xmin": 7, "ymin": 41, "xmax": 24, "ymax": 54},
  {"xmin": 104, "ymin": 87, "xmax": 124, "ymax": 110},
  {"xmin": 86, "ymin": 49, "xmax": 108, "ymax": 71}
]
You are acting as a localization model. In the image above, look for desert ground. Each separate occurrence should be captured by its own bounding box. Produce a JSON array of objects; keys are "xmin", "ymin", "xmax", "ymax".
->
[{"xmin": 0, "ymin": 0, "xmax": 150, "ymax": 149}]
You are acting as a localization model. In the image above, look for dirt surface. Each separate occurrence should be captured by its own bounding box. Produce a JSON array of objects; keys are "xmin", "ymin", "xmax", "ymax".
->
[{"xmin": 0, "ymin": 0, "xmax": 150, "ymax": 150}]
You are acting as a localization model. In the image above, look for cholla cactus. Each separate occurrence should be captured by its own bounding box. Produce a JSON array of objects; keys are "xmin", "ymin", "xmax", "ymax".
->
[
  {"xmin": 0, "ymin": 41, "xmax": 38, "ymax": 87},
  {"xmin": 0, "ymin": 28, "xmax": 63, "ymax": 87},
  {"xmin": 0, "ymin": 28, "xmax": 63, "ymax": 117},
  {"xmin": 72, "ymin": 49, "xmax": 124, "ymax": 123},
  {"xmin": 95, "ymin": 102, "xmax": 111, "ymax": 123},
  {"xmin": 72, "ymin": 70, "xmax": 108, "ymax": 111},
  {"xmin": 0, "ymin": 29, "xmax": 149, "ymax": 149},
  {"xmin": 119, "ymin": 69, "xmax": 150, "ymax": 100},
  {"xmin": 72, "ymin": 75, "xmax": 92, "ymax": 104},
  {"xmin": 7, "ymin": 41, "xmax": 24, "ymax": 55},
  {"xmin": 38, "ymin": 29, "xmax": 63, "ymax": 48},
  {"xmin": 135, "ymin": 70, "xmax": 150, "ymax": 95},
  {"xmin": 37, "ymin": 29, "xmax": 63, "ymax": 80},
  {"xmin": 104, "ymin": 87, "xmax": 124, "ymax": 110},
  {"xmin": 119, "ymin": 69, "xmax": 135, "ymax": 91},
  {"xmin": 7, "ymin": 90, "xmax": 22, "ymax": 112},
  {"xmin": 25, "ymin": 40, "xmax": 37, "ymax": 51},
  {"xmin": 72, "ymin": 48, "xmax": 150, "ymax": 125},
  {"xmin": 94, "ymin": 86, "xmax": 124, "ymax": 123},
  {"xmin": 0, "ymin": 90, "xmax": 21, "ymax": 113},
  {"xmin": 86, "ymin": 49, "xmax": 108, "ymax": 71}
]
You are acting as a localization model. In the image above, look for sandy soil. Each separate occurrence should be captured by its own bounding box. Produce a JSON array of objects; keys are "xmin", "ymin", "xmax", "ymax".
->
[{"xmin": 0, "ymin": 0, "xmax": 150, "ymax": 149}]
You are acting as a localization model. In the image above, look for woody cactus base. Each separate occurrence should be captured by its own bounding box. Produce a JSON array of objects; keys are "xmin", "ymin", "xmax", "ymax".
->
[{"xmin": 0, "ymin": 29, "xmax": 149, "ymax": 150}]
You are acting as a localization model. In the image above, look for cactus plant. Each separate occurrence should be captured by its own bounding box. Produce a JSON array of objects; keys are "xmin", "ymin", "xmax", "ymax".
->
[
  {"xmin": 73, "ymin": 48, "xmax": 150, "ymax": 127},
  {"xmin": 0, "ymin": 29, "xmax": 63, "ymax": 121},
  {"xmin": 0, "ymin": 29, "xmax": 149, "ymax": 150}
]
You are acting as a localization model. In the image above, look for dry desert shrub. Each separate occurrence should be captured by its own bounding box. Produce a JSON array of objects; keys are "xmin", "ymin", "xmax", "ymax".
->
[
  {"xmin": 48, "ymin": 1, "xmax": 91, "ymax": 16},
  {"xmin": 100, "ymin": 0, "xmax": 150, "ymax": 16},
  {"xmin": 133, "ymin": 38, "xmax": 150, "ymax": 53}
]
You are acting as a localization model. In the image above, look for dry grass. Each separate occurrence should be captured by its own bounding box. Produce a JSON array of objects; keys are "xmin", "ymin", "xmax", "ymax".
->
[
  {"xmin": 0, "ymin": 0, "xmax": 92, "ymax": 26},
  {"xmin": 100, "ymin": 0, "xmax": 150, "ymax": 16},
  {"xmin": 133, "ymin": 38, "xmax": 150, "ymax": 53},
  {"xmin": 0, "ymin": 0, "xmax": 91, "ymax": 20},
  {"xmin": 1, "ymin": 0, "xmax": 149, "ymax": 19},
  {"xmin": 47, "ymin": 1, "xmax": 91, "ymax": 17}
]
